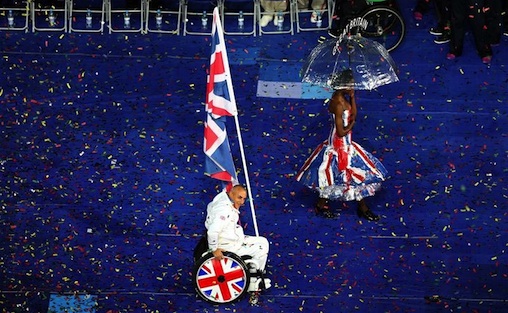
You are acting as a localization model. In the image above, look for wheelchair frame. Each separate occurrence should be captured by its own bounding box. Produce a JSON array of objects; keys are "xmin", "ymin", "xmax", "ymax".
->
[
  {"xmin": 192, "ymin": 235, "xmax": 266, "ymax": 304},
  {"xmin": 333, "ymin": 0, "xmax": 405, "ymax": 52}
]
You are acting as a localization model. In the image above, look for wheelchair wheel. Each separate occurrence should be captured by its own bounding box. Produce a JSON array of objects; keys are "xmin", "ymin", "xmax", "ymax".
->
[
  {"xmin": 193, "ymin": 251, "xmax": 251, "ymax": 304},
  {"xmin": 361, "ymin": 5, "xmax": 405, "ymax": 52}
]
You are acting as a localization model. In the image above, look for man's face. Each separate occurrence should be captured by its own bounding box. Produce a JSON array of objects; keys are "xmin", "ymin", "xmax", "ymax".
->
[{"xmin": 230, "ymin": 188, "xmax": 247, "ymax": 209}]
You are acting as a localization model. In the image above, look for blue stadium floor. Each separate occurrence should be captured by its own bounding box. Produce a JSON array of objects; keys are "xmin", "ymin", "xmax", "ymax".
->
[{"xmin": 1, "ymin": 1, "xmax": 507, "ymax": 312}]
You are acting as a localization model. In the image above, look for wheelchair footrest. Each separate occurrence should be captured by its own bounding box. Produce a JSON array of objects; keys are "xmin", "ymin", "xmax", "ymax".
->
[{"xmin": 247, "ymin": 276, "xmax": 272, "ymax": 292}]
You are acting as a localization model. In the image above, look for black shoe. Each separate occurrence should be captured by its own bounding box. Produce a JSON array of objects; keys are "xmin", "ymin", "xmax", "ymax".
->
[
  {"xmin": 429, "ymin": 26, "xmax": 443, "ymax": 36},
  {"xmin": 490, "ymin": 37, "xmax": 501, "ymax": 46},
  {"xmin": 447, "ymin": 46, "xmax": 463, "ymax": 60},
  {"xmin": 357, "ymin": 208, "xmax": 380, "ymax": 221},
  {"xmin": 434, "ymin": 34, "xmax": 450, "ymax": 44}
]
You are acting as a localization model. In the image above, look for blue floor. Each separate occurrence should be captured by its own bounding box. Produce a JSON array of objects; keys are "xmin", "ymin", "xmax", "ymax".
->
[{"xmin": 1, "ymin": 1, "xmax": 507, "ymax": 312}]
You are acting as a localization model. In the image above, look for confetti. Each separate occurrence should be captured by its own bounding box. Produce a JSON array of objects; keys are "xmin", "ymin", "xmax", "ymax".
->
[{"xmin": 0, "ymin": 3, "xmax": 506, "ymax": 312}]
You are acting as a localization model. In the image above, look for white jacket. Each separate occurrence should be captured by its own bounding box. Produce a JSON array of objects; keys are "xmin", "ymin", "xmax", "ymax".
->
[{"xmin": 205, "ymin": 190, "xmax": 245, "ymax": 251}]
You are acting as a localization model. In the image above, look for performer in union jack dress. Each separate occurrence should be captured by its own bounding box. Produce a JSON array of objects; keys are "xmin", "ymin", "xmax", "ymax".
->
[{"xmin": 297, "ymin": 72, "xmax": 387, "ymax": 221}]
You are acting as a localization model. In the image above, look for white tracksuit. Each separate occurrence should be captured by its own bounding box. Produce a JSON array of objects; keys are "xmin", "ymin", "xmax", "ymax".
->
[{"xmin": 205, "ymin": 190, "xmax": 269, "ymax": 272}]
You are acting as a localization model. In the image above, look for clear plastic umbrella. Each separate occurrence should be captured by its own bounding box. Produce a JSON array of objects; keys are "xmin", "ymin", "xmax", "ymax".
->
[{"xmin": 301, "ymin": 34, "xmax": 399, "ymax": 91}]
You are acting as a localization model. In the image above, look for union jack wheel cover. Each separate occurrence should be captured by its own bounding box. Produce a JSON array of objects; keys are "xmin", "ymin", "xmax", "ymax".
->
[{"xmin": 193, "ymin": 252, "xmax": 250, "ymax": 304}]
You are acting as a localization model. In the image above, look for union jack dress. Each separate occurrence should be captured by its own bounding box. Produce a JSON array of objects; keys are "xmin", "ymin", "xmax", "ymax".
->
[{"xmin": 296, "ymin": 110, "xmax": 387, "ymax": 201}]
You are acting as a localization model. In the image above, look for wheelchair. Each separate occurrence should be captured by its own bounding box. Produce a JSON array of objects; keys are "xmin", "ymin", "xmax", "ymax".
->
[
  {"xmin": 333, "ymin": 0, "xmax": 405, "ymax": 52},
  {"xmin": 192, "ymin": 236, "xmax": 268, "ymax": 304}
]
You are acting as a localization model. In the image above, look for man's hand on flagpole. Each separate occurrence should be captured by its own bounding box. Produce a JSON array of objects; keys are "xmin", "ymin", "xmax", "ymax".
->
[{"xmin": 212, "ymin": 248, "xmax": 225, "ymax": 260}]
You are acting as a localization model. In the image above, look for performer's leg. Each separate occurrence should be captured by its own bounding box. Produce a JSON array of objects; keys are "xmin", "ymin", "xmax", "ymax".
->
[{"xmin": 357, "ymin": 198, "xmax": 380, "ymax": 221}]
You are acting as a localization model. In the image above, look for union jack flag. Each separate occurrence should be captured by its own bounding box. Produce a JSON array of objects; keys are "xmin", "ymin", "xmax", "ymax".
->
[
  {"xmin": 204, "ymin": 7, "xmax": 238, "ymax": 183},
  {"xmin": 196, "ymin": 256, "xmax": 247, "ymax": 303}
]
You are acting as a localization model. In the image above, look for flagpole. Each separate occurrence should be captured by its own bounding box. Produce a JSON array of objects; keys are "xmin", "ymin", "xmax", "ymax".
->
[
  {"xmin": 233, "ymin": 116, "xmax": 260, "ymax": 237},
  {"xmin": 208, "ymin": 7, "xmax": 260, "ymax": 237}
]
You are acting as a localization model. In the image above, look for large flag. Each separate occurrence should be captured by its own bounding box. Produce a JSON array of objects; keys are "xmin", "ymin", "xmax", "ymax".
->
[{"xmin": 204, "ymin": 8, "xmax": 238, "ymax": 183}]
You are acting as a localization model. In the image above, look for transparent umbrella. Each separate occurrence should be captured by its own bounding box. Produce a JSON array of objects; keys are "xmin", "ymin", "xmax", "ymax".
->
[{"xmin": 301, "ymin": 34, "xmax": 399, "ymax": 91}]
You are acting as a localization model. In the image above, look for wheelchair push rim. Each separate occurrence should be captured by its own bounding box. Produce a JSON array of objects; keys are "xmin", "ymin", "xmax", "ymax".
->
[
  {"xmin": 193, "ymin": 251, "xmax": 251, "ymax": 304},
  {"xmin": 361, "ymin": 5, "xmax": 405, "ymax": 52}
]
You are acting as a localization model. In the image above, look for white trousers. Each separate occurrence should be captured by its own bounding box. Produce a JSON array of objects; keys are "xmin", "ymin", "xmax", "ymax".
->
[
  {"xmin": 231, "ymin": 235, "xmax": 269, "ymax": 272},
  {"xmin": 260, "ymin": 0, "xmax": 288, "ymax": 13},
  {"xmin": 297, "ymin": 0, "xmax": 328, "ymax": 10}
]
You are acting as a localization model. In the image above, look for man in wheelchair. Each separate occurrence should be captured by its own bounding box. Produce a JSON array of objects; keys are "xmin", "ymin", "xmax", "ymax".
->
[{"xmin": 204, "ymin": 185, "xmax": 271, "ymax": 292}]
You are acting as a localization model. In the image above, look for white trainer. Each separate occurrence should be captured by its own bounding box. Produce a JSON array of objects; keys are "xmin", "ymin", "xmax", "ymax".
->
[
  {"xmin": 248, "ymin": 277, "xmax": 272, "ymax": 292},
  {"xmin": 310, "ymin": 12, "xmax": 319, "ymax": 23},
  {"xmin": 262, "ymin": 278, "xmax": 272, "ymax": 290},
  {"xmin": 260, "ymin": 14, "xmax": 273, "ymax": 27}
]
